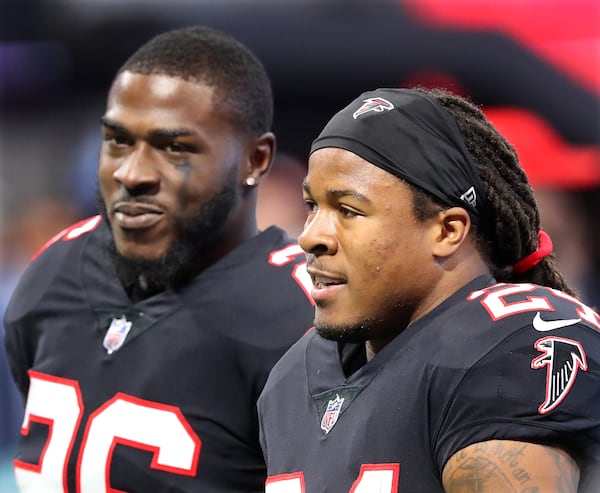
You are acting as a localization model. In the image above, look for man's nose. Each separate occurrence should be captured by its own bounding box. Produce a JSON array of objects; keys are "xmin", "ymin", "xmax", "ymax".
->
[
  {"xmin": 299, "ymin": 211, "xmax": 338, "ymax": 256},
  {"xmin": 112, "ymin": 142, "xmax": 160, "ymax": 194}
]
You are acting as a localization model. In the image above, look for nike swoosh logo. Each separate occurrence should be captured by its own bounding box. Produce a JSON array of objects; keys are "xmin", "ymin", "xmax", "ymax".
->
[{"xmin": 532, "ymin": 312, "xmax": 581, "ymax": 332}]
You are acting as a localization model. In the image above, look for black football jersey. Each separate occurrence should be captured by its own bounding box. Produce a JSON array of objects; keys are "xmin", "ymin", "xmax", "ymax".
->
[
  {"xmin": 258, "ymin": 275, "xmax": 600, "ymax": 493},
  {"xmin": 4, "ymin": 216, "xmax": 315, "ymax": 492}
]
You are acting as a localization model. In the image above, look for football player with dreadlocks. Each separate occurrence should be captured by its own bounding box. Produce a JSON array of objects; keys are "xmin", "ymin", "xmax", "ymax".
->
[{"xmin": 258, "ymin": 88, "xmax": 600, "ymax": 493}]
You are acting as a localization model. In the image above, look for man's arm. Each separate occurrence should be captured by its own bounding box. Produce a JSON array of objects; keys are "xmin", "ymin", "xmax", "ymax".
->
[{"xmin": 442, "ymin": 439, "xmax": 579, "ymax": 492}]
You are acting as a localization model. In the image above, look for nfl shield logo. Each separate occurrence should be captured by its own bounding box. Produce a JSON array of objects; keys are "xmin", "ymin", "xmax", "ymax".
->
[
  {"xmin": 103, "ymin": 316, "xmax": 132, "ymax": 354},
  {"xmin": 321, "ymin": 394, "xmax": 344, "ymax": 434}
]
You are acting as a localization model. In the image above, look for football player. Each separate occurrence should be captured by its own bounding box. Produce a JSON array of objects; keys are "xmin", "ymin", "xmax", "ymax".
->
[
  {"xmin": 4, "ymin": 26, "xmax": 314, "ymax": 492},
  {"xmin": 258, "ymin": 88, "xmax": 600, "ymax": 492}
]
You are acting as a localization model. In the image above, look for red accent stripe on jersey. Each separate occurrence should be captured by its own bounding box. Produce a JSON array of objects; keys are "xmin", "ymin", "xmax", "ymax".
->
[{"xmin": 31, "ymin": 215, "xmax": 102, "ymax": 261}]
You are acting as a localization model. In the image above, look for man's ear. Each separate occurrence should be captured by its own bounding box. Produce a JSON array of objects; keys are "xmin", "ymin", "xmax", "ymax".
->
[
  {"xmin": 244, "ymin": 132, "xmax": 276, "ymax": 186},
  {"xmin": 431, "ymin": 207, "xmax": 472, "ymax": 258}
]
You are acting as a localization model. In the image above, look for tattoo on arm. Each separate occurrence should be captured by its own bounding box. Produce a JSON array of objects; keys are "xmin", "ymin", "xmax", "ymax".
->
[{"xmin": 442, "ymin": 440, "xmax": 579, "ymax": 493}]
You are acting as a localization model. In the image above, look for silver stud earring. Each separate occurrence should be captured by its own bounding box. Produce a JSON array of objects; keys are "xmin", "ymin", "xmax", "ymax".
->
[{"xmin": 245, "ymin": 177, "xmax": 256, "ymax": 187}]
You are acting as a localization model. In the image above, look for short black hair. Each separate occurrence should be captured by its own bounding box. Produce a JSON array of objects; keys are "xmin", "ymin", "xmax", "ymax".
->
[{"xmin": 117, "ymin": 25, "xmax": 273, "ymax": 137}]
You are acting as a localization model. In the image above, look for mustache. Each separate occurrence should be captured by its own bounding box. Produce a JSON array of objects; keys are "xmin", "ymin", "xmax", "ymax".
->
[
  {"xmin": 306, "ymin": 259, "xmax": 346, "ymax": 280},
  {"xmin": 96, "ymin": 188, "xmax": 165, "ymax": 215},
  {"xmin": 110, "ymin": 191, "xmax": 163, "ymax": 207}
]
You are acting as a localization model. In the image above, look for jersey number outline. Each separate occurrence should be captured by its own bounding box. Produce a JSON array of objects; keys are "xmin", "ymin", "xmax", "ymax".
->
[
  {"xmin": 269, "ymin": 244, "xmax": 313, "ymax": 305},
  {"xmin": 265, "ymin": 464, "xmax": 400, "ymax": 492},
  {"xmin": 467, "ymin": 282, "xmax": 600, "ymax": 330},
  {"xmin": 15, "ymin": 371, "xmax": 201, "ymax": 492}
]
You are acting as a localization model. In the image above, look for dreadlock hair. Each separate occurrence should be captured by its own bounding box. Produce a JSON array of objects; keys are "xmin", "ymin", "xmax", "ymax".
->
[
  {"xmin": 411, "ymin": 88, "xmax": 578, "ymax": 298},
  {"xmin": 117, "ymin": 25, "xmax": 273, "ymax": 138}
]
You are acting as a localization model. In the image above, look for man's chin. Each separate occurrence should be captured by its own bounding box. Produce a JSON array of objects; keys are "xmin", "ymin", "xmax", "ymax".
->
[
  {"xmin": 114, "ymin": 246, "xmax": 167, "ymax": 263},
  {"xmin": 110, "ymin": 227, "xmax": 171, "ymax": 259},
  {"xmin": 315, "ymin": 321, "xmax": 371, "ymax": 343}
]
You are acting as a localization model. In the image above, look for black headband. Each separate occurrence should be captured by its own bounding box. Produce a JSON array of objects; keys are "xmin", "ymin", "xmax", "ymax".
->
[{"xmin": 310, "ymin": 88, "xmax": 489, "ymax": 226}]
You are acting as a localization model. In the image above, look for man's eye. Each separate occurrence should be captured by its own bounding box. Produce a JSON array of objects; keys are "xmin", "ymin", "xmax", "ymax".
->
[
  {"xmin": 339, "ymin": 206, "xmax": 358, "ymax": 218},
  {"xmin": 303, "ymin": 200, "xmax": 317, "ymax": 213},
  {"xmin": 166, "ymin": 143, "xmax": 190, "ymax": 153},
  {"xmin": 104, "ymin": 135, "xmax": 130, "ymax": 146}
]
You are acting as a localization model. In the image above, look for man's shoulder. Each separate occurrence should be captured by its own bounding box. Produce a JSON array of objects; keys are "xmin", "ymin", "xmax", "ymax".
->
[
  {"xmin": 457, "ymin": 280, "xmax": 600, "ymax": 338},
  {"xmin": 5, "ymin": 216, "xmax": 107, "ymax": 324},
  {"xmin": 17, "ymin": 215, "xmax": 106, "ymax": 291},
  {"xmin": 196, "ymin": 226, "xmax": 312, "ymax": 305},
  {"xmin": 250, "ymin": 226, "xmax": 306, "ymax": 267},
  {"xmin": 31, "ymin": 215, "xmax": 105, "ymax": 261},
  {"xmin": 261, "ymin": 329, "xmax": 316, "ymax": 389}
]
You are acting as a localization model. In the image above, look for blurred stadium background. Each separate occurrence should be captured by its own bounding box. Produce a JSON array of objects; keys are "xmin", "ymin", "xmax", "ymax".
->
[{"xmin": 1, "ymin": 0, "xmax": 599, "ymax": 490}]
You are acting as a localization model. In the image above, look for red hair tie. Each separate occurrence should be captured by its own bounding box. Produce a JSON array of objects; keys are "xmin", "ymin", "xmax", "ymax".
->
[{"xmin": 512, "ymin": 230, "xmax": 553, "ymax": 274}]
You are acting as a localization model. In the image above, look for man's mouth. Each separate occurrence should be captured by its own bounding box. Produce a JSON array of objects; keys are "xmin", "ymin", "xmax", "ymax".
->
[
  {"xmin": 112, "ymin": 202, "xmax": 165, "ymax": 230},
  {"xmin": 307, "ymin": 267, "xmax": 347, "ymax": 302},
  {"xmin": 312, "ymin": 275, "xmax": 346, "ymax": 289}
]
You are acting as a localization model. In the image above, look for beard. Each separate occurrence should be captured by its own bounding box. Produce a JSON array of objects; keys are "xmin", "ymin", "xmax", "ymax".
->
[
  {"xmin": 315, "ymin": 321, "xmax": 376, "ymax": 343},
  {"xmin": 96, "ymin": 167, "xmax": 239, "ymax": 295},
  {"xmin": 315, "ymin": 301, "xmax": 407, "ymax": 345}
]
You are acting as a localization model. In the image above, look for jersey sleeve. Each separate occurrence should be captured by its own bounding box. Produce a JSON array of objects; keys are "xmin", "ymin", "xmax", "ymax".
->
[
  {"xmin": 3, "ymin": 316, "xmax": 28, "ymax": 400},
  {"xmin": 3, "ymin": 252, "xmax": 64, "ymax": 398},
  {"xmin": 434, "ymin": 320, "xmax": 600, "ymax": 475},
  {"xmin": 3, "ymin": 217, "xmax": 101, "ymax": 398}
]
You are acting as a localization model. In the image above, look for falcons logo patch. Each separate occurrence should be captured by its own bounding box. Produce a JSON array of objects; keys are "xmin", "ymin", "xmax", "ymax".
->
[
  {"xmin": 531, "ymin": 336, "xmax": 588, "ymax": 414},
  {"xmin": 352, "ymin": 97, "xmax": 394, "ymax": 119}
]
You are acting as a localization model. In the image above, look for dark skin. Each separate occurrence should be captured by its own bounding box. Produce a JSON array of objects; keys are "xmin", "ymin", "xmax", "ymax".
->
[
  {"xmin": 98, "ymin": 71, "xmax": 275, "ymax": 281},
  {"xmin": 300, "ymin": 147, "xmax": 581, "ymax": 492},
  {"xmin": 443, "ymin": 440, "xmax": 579, "ymax": 493}
]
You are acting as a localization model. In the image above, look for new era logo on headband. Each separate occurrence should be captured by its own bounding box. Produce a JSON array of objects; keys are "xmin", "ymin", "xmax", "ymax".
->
[
  {"xmin": 460, "ymin": 186, "xmax": 477, "ymax": 208},
  {"xmin": 353, "ymin": 97, "xmax": 394, "ymax": 119}
]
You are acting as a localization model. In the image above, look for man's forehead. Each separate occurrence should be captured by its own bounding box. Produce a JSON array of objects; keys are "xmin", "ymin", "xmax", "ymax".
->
[
  {"xmin": 305, "ymin": 151, "xmax": 405, "ymax": 199},
  {"xmin": 109, "ymin": 71, "xmax": 215, "ymax": 106}
]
